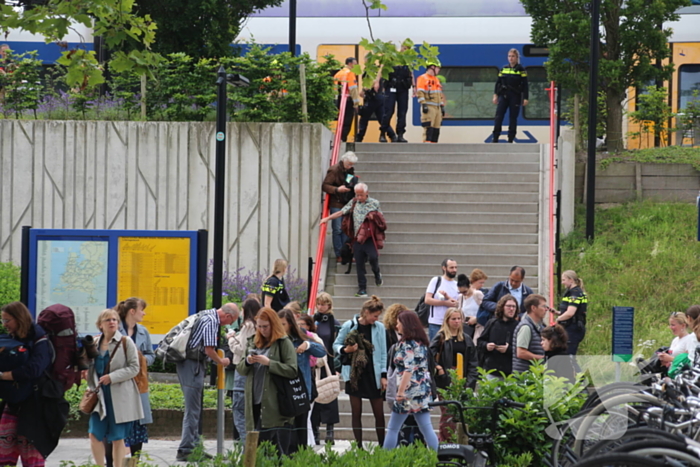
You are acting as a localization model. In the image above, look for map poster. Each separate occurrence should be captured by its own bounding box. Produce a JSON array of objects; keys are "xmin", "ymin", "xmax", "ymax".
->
[
  {"xmin": 35, "ymin": 240, "xmax": 109, "ymax": 334},
  {"xmin": 117, "ymin": 237, "xmax": 191, "ymax": 335}
]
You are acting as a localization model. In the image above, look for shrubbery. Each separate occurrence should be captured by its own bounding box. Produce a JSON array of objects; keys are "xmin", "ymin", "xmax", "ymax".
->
[{"xmin": 0, "ymin": 262, "xmax": 21, "ymax": 308}]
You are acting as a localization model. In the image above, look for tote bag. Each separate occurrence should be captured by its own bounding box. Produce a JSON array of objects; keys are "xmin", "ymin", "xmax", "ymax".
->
[
  {"xmin": 271, "ymin": 370, "xmax": 310, "ymax": 418},
  {"xmin": 314, "ymin": 360, "xmax": 340, "ymax": 405}
]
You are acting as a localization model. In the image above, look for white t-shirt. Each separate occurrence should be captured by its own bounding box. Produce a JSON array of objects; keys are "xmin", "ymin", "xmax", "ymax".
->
[
  {"xmin": 426, "ymin": 276, "xmax": 460, "ymax": 326},
  {"xmin": 669, "ymin": 333, "xmax": 698, "ymax": 363}
]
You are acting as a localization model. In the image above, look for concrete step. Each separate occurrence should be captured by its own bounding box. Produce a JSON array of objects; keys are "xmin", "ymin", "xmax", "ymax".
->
[
  {"xmin": 387, "ymin": 221, "xmax": 538, "ymax": 234},
  {"xmin": 341, "ymin": 252, "xmax": 538, "ymax": 265},
  {"xmin": 352, "ymin": 151, "xmax": 539, "ymax": 163},
  {"xmin": 375, "ymin": 181, "xmax": 539, "ymax": 193},
  {"xmin": 373, "ymin": 191, "xmax": 539, "ymax": 203},
  {"xmin": 380, "ymin": 200, "xmax": 538, "ymax": 214},
  {"xmin": 333, "ymin": 262, "xmax": 538, "ymax": 278},
  {"xmin": 379, "ymin": 242, "xmax": 538, "ymax": 255},
  {"xmin": 359, "ymin": 171, "xmax": 538, "ymax": 183},
  {"xmin": 384, "ymin": 232, "xmax": 538, "ymax": 244},
  {"xmin": 331, "ymin": 273, "xmax": 536, "ymax": 288},
  {"xmin": 353, "ymin": 142, "xmax": 540, "ymax": 154},
  {"xmin": 356, "ymin": 161, "xmax": 539, "ymax": 173},
  {"xmin": 383, "ymin": 211, "xmax": 537, "ymax": 224}
]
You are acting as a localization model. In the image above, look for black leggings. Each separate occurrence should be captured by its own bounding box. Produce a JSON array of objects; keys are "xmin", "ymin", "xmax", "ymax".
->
[
  {"xmin": 104, "ymin": 441, "xmax": 142, "ymax": 467},
  {"xmin": 349, "ymin": 395, "xmax": 385, "ymax": 447}
]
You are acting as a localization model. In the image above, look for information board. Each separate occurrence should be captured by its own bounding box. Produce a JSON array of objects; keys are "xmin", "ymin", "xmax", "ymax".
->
[
  {"xmin": 23, "ymin": 228, "xmax": 206, "ymax": 337},
  {"xmin": 612, "ymin": 306, "xmax": 634, "ymax": 362}
]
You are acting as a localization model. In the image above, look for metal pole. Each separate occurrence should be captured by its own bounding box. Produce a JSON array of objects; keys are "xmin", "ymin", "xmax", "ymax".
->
[
  {"xmin": 555, "ymin": 190, "xmax": 562, "ymax": 297},
  {"xmin": 212, "ymin": 66, "xmax": 227, "ymax": 310},
  {"xmin": 585, "ymin": 0, "xmax": 601, "ymax": 241},
  {"xmin": 289, "ymin": 0, "xmax": 297, "ymax": 56},
  {"xmin": 216, "ymin": 349, "xmax": 225, "ymax": 455},
  {"xmin": 20, "ymin": 225, "xmax": 30, "ymax": 307},
  {"xmin": 307, "ymin": 257, "xmax": 313, "ymax": 312}
]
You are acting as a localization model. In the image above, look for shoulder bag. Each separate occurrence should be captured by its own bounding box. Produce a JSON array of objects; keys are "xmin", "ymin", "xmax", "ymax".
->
[
  {"xmin": 80, "ymin": 337, "xmax": 126, "ymax": 414},
  {"xmin": 271, "ymin": 369, "xmax": 311, "ymax": 418},
  {"xmin": 314, "ymin": 359, "xmax": 340, "ymax": 405},
  {"xmin": 135, "ymin": 350, "xmax": 149, "ymax": 394}
]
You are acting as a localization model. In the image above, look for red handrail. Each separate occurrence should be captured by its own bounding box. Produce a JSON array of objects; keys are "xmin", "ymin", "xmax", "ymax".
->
[
  {"xmin": 307, "ymin": 83, "xmax": 349, "ymax": 315},
  {"xmin": 546, "ymin": 81, "xmax": 557, "ymax": 325}
]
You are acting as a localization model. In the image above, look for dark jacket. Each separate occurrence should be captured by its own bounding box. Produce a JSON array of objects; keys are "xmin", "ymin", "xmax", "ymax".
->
[
  {"xmin": 322, "ymin": 161, "xmax": 355, "ymax": 209},
  {"xmin": 495, "ymin": 63, "xmax": 529, "ymax": 100},
  {"xmin": 477, "ymin": 317, "xmax": 519, "ymax": 376},
  {"xmin": 11, "ymin": 323, "xmax": 51, "ymax": 383},
  {"xmin": 355, "ymin": 210, "xmax": 387, "ymax": 248},
  {"xmin": 479, "ymin": 281, "xmax": 534, "ymax": 325},
  {"xmin": 545, "ymin": 349, "xmax": 576, "ymax": 383},
  {"xmin": 429, "ymin": 330, "xmax": 478, "ymax": 390},
  {"xmin": 512, "ymin": 314, "xmax": 544, "ymax": 373}
]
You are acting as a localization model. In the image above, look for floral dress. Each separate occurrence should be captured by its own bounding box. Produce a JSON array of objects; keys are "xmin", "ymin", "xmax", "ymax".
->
[{"xmin": 392, "ymin": 340, "xmax": 433, "ymax": 414}]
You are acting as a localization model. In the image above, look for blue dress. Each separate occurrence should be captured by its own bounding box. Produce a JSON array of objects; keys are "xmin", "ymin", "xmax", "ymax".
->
[{"xmin": 88, "ymin": 350, "xmax": 133, "ymax": 442}]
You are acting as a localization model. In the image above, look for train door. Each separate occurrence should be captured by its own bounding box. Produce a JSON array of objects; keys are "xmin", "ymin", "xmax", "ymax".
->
[
  {"xmin": 318, "ymin": 44, "xmax": 389, "ymax": 143},
  {"xmin": 671, "ymin": 43, "xmax": 700, "ymax": 146}
]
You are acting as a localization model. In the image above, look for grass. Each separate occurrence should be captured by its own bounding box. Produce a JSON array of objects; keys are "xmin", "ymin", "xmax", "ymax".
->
[
  {"xmin": 598, "ymin": 146, "xmax": 700, "ymax": 170},
  {"xmin": 562, "ymin": 201, "xmax": 700, "ymax": 359}
]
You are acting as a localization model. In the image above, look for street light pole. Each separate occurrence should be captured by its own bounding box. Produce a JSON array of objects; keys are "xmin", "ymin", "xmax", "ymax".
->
[
  {"xmin": 212, "ymin": 66, "xmax": 227, "ymax": 310},
  {"xmin": 289, "ymin": 0, "xmax": 297, "ymax": 56},
  {"xmin": 585, "ymin": 0, "xmax": 601, "ymax": 241}
]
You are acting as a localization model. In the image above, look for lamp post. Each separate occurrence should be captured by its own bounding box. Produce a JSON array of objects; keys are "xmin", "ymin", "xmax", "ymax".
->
[
  {"xmin": 585, "ymin": 0, "xmax": 601, "ymax": 241},
  {"xmin": 289, "ymin": 0, "xmax": 297, "ymax": 56}
]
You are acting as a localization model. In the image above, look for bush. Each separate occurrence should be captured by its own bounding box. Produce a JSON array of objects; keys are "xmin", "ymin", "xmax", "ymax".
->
[
  {"xmin": 439, "ymin": 363, "xmax": 587, "ymax": 465},
  {"xmin": 0, "ymin": 262, "xmax": 21, "ymax": 308}
]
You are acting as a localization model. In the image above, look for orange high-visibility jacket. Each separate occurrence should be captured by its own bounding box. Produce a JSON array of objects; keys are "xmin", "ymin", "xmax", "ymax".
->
[
  {"xmin": 334, "ymin": 67, "xmax": 361, "ymax": 106},
  {"xmin": 416, "ymin": 73, "xmax": 444, "ymax": 107}
]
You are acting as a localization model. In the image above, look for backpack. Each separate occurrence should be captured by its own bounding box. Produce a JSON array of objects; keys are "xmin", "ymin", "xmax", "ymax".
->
[
  {"xmin": 415, "ymin": 276, "xmax": 441, "ymax": 327},
  {"xmin": 155, "ymin": 312, "xmax": 204, "ymax": 363},
  {"xmin": 37, "ymin": 304, "xmax": 81, "ymax": 393}
]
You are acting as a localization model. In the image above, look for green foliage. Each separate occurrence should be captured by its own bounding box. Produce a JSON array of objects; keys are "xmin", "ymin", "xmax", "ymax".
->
[
  {"xmin": 134, "ymin": 0, "xmax": 283, "ymax": 58},
  {"xmin": 628, "ymin": 85, "xmax": 676, "ymax": 147},
  {"xmin": 439, "ymin": 364, "xmax": 586, "ymax": 465},
  {"xmin": 563, "ymin": 201, "xmax": 700, "ymax": 357},
  {"xmin": 0, "ymin": 262, "xmax": 21, "ymax": 308},
  {"xmin": 0, "ymin": 50, "xmax": 44, "ymax": 119},
  {"xmin": 357, "ymin": 39, "xmax": 441, "ymax": 90},
  {"xmin": 561, "ymin": 91, "xmax": 607, "ymax": 147},
  {"xmin": 598, "ymin": 146, "xmax": 700, "ymax": 171},
  {"xmin": 520, "ymin": 0, "xmax": 691, "ymax": 151}
]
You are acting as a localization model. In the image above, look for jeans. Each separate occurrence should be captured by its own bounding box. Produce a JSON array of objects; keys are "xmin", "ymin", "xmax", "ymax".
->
[
  {"xmin": 384, "ymin": 410, "xmax": 438, "ymax": 450},
  {"xmin": 329, "ymin": 207, "xmax": 348, "ymax": 258},
  {"xmin": 232, "ymin": 372, "xmax": 247, "ymax": 445},
  {"xmin": 428, "ymin": 324, "xmax": 441, "ymax": 342},
  {"xmin": 176, "ymin": 359, "xmax": 205, "ymax": 454}
]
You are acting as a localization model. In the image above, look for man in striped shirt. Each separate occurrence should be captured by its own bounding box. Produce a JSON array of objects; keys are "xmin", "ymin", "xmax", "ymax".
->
[{"xmin": 176, "ymin": 303, "xmax": 239, "ymax": 462}]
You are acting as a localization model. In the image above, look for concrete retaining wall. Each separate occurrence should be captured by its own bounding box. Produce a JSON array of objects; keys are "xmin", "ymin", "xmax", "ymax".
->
[{"xmin": 0, "ymin": 121, "xmax": 332, "ymax": 274}]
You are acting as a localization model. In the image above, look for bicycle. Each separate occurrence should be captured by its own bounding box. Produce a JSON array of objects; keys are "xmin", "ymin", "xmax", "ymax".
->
[{"xmin": 428, "ymin": 398, "xmax": 526, "ymax": 467}]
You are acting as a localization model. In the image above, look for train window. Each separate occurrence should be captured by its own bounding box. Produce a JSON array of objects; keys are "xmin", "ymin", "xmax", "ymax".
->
[
  {"xmin": 523, "ymin": 67, "xmax": 549, "ymax": 120},
  {"xmin": 679, "ymin": 64, "xmax": 700, "ymax": 110},
  {"xmin": 440, "ymin": 67, "xmax": 499, "ymax": 120}
]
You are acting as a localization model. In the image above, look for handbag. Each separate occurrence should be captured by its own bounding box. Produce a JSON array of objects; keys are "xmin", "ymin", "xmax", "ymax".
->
[
  {"xmin": 80, "ymin": 337, "xmax": 126, "ymax": 414},
  {"xmin": 314, "ymin": 359, "xmax": 340, "ymax": 405},
  {"xmin": 271, "ymin": 370, "xmax": 311, "ymax": 418},
  {"xmin": 135, "ymin": 350, "xmax": 149, "ymax": 394}
]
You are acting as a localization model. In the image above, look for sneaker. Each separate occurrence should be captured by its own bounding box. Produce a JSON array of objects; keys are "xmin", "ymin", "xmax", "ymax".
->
[
  {"xmin": 375, "ymin": 274, "xmax": 383, "ymax": 287},
  {"xmin": 175, "ymin": 451, "xmax": 190, "ymax": 462},
  {"xmin": 355, "ymin": 290, "xmax": 368, "ymax": 297}
]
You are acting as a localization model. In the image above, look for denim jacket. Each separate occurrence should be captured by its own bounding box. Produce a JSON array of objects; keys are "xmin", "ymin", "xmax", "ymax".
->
[
  {"xmin": 333, "ymin": 315, "xmax": 387, "ymax": 389},
  {"xmin": 291, "ymin": 336, "xmax": 326, "ymax": 399},
  {"xmin": 119, "ymin": 321, "xmax": 154, "ymax": 424}
]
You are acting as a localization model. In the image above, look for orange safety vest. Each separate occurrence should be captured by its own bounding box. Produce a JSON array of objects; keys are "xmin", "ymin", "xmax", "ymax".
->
[
  {"xmin": 416, "ymin": 73, "xmax": 443, "ymax": 106},
  {"xmin": 334, "ymin": 67, "xmax": 360, "ymax": 105}
]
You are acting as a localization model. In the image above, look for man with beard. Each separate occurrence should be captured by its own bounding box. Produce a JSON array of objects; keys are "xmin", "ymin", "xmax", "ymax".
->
[{"xmin": 424, "ymin": 259, "xmax": 460, "ymax": 340}]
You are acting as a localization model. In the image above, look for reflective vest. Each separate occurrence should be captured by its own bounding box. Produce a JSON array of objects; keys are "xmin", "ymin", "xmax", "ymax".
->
[
  {"xmin": 334, "ymin": 67, "xmax": 360, "ymax": 106},
  {"xmin": 416, "ymin": 73, "xmax": 443, "ymax": 106}
]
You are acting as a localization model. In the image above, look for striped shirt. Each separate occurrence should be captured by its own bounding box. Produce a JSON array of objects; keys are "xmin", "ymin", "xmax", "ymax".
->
[{"xmin": 188, "ymin": 309, "xmax": 220, "ymax": 350}]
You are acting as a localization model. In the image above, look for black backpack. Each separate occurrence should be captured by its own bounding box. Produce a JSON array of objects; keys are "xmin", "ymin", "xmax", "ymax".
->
[{"xmin": 415, "ymin": 276, "xmax": 441, "ymax": 327}]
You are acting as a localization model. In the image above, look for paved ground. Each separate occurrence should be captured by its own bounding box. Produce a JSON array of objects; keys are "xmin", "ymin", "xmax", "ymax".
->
[{"xmin": 49, "ymin": 438, "xmax": 362, "ymax": 466}]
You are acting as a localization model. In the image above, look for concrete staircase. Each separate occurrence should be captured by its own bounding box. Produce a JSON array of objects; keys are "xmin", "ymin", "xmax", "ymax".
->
[{"xmin": 325, "ymin": 143, "xmax": 543, "ymax": 323}]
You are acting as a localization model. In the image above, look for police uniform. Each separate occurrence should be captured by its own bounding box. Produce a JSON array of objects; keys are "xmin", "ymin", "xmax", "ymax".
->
[
  {"xmin": 381, "ymin": 65, "xmax": 412, "ymax": 142},
  {"xmin": 492, "ymin": 63, "xmax": 528, "ymax": 143},
  {"xmin": 557, "ymin": 286, "xmax": 588, "ymax": 355},
  {"xmin": 416, "ymin": 69, "xmax": 444, "ymax": 143},
  {"xmin": 334, "ymin": 67, "xmax": 361, "ymax": 142},
  {"xmin": 356, "ymin": 82, "xmax": 385, "ymax": 143}
]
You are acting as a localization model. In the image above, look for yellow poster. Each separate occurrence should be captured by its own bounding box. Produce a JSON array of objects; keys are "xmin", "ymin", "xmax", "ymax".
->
[{"xmin": 118, "ymin": 237, "xmax": 191, "ymax": 335}]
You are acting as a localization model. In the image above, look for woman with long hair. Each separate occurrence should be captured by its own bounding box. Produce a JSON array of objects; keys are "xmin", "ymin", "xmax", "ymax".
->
[
  {"xmin": 384, "ymin": 303, "xmax": 409, "ymax": 350},
  {"xmin": 383, "ymin": 311, "xmax": 439, "ymax": 450},
  {"xmin": 429, "ymin": 307, "xmax": 478, "ymax": 441},
  {"xmin": 477, "ymin": 294, "xmax": 519, "ymax": 378},
  {"xmin": 555, "ymin": 270, "xmax": 588, "ymax": 355},
  {"xmin": 262, "ymin": 259, "xmax": 290, "ymax": 311},
  {"xmin": 107, "ymin": 298, "xmax": 153, "ymax": 465},
  {"xmin": 311, "ymin": 292, "xmax": 341, "ymax": 445},
  {"xmin": 541, "ymin": 324, "xmax": 576, "ymax": 383},
  {"xmin": 657, "ymin": 312, "xmax": 698, "ymax": 368},
  {"xmin": 278, "ymin": 309, "xmax": 326, "ymax": 453},
  {"xmin": 0, "ymin": 302, "xmax": 53, "ymax": 467},
  {"xmin": 685, "ymin": 305, "xmax": 700, "ymax": 341},
  {"xmin": 470, "ymin": 268, "xmax": 489, "ymax": 342},
  {"xmin": 228, "ymin": 298, "xmax": 261, "ymax": 446},
  {"xmin": 237, "ymin": 307, "xmax": 297, "ymax": 455},
  {"xmin": 87, "ymin": 309, "xmax": 143, "ymax": 467},
  {"xmin": 334, "ymin": 295, "xmax": 387, "ymax": 448}
]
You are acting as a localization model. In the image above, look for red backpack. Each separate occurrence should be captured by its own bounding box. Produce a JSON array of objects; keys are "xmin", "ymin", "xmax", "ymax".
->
[{"xmin": 37, "ymin": 304, "xmax": 81, "ymax": 392}]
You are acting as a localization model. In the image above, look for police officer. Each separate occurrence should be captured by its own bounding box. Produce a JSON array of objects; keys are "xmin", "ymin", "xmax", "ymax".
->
[
  {"xmin": 334, "ymin": 57, "xmax": 361, "ymax": 142},
  {"xmin": 356, "ymin": 65, "xmax": 386, "ymax": 143},
  {"xmin": 380, "ymin": 45, "xmax": 413, "ymax": 143},
  {"xmin": 416, "ymin": 60, "xmax": 444, "ymax": 143},
  {"xmin": 492, "ymin": 48, "xmax": 529, "ymax": 143}
]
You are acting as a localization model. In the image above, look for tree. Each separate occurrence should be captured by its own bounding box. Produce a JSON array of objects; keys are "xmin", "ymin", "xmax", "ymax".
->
[
  {"xmin": 134, "ymin": 0, "xmax": 283, "ymax": 58},
  {"xmin": 520, "ymin": 0, "xmax": 690, "ymax": 151}
]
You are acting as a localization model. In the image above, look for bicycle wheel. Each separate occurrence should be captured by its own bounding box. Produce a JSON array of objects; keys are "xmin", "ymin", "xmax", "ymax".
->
[
  {"xmin": 550, "ymin": 407, "xmax": 595, "ymax": 467},
  {"xmin": 571, "ymin": 393, "xmax": 665, "ymax": 457},
  {"xmin": 571, "ymin": 453, "xmax": 667, "ymax": 467},
  {"xmin": 580, "ymin": 427, "xmax": 687, "ymax": 459},
  {"xmin": 581, "ymin": 383, "xmax": 647, "ymax": 411},
  {"xmin": 609, "ymin": 439, "xmax": 700, "ymax": 466}
]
